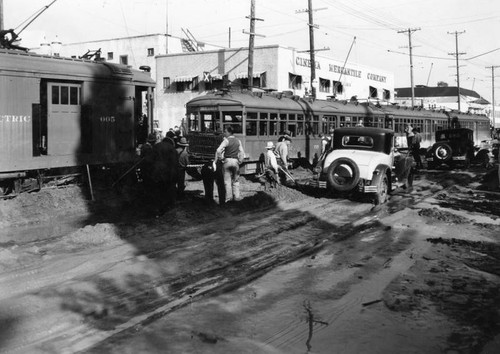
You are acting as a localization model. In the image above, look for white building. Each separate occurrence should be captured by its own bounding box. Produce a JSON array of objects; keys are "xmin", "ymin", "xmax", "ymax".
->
[
  {"xmin": 156, "ymin": 44, "xmax": 394, "ymax": 131},
  {"xmin": 395, "ymin": 85, "xmax": 498, "ymax": 127}
]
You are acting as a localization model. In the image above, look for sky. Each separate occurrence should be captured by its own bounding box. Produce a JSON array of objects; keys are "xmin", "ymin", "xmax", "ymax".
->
[{"xmin": 3, "ymin": 0, "xmax": 500, "ymax": 104}]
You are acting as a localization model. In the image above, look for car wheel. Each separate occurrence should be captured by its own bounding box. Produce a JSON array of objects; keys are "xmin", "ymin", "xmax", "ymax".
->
[
  {"xmin": 374, "ymin": 174, "xmax": 389, "ymax": 205},
  {"xmin": 326, "ymin": 157, "xmax": 360, "ymax": 192},
  {"xmin": 433, "ymin": 143, "xmax": 452, "ymax": 162}
]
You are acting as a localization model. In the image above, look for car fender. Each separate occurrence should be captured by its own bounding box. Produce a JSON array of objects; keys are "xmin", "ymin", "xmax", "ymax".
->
[{"xmin": 371, "ymin": 164, "xmax": 391, "ymax": 189}]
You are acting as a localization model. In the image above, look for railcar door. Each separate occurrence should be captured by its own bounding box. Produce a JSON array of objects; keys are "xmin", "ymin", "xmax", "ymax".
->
[{"xmin": 47, "ymin": 83, "xmax": 82, "ymax": 155}]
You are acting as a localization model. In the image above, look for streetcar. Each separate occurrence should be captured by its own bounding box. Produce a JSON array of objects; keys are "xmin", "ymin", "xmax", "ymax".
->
[
  {"xmin": 184, "ymin": 89, "xmax": 491, "ymax": 174},
  {"xmin": 0, "ymin": 48, "xmax": 155, "ymax": 195}
]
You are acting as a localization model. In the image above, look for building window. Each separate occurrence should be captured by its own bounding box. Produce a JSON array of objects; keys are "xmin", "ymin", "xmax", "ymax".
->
[
  {"xmin": 383, "ymin": 89, "xmax": 391, "ymax": 100},
  {"xmin": 163, "ymin": 77, "xmax": 171, "ymax": 90},
  {"xmin": 319, "ymin": 78, "xmax": 330, "ymax": 93},
  {"xmin": 176, "ymin": 80, "xmax": 192, "ymax": 92},
  {"xmin": 107, "ymin": 52, "xmax": 113, "ymax": 60},
  {"xmin": 147, "ymin": 48, "xmax": 154, "ymax": 57},
  {"xmin": 369, "ymin": 86, "xmax": 378, "ymax": 98},
  {"xmin": 120, "ymin": 55, "xmax": 128, "ymax": 65},
  {"xmin": 289, "ymin": 73, "xmax": 302, "ymax": 90},
  {"xmin": 333, "ymin": 81, "xmax": 343, "ymax": 95}
]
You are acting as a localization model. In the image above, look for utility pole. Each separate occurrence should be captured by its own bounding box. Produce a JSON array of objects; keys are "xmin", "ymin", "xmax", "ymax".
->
[
  {"xmin": 0, "ymin": 0, "xmax": 4, "ymax": 31},
  {"xmin": 243, "ymin": 0, "xmax": 264, "ymax": 90},
  {"xmin": 165, "ymin": 0, "xmax": 168, "ymax": 54},
  {"xmin": 228, "ymin": 27, "xmax": 231, "ymax": 48},
  {"xmin": 448, "ymin": 30, "xmax": 466, "ymax": 111},
  {"xmin": 486, "ymin": 66, "xmax": 500, "ymax": 129},
  {"xmin": 397, "ymin": 28, "xmax": 420, "ymax": 107},
  {"xmin": 296, "ymin": 1, "xmax": 326, "ymax": 100}
]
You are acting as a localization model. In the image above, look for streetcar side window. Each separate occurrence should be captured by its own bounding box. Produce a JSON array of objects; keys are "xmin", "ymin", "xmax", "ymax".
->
[
  {"xmin": 288, "ymin": 114, "xmax": 297, "ymax": 137},
  {"xmin": 269, "ymin": 113, "xmax": 278, "ymax": 136},
  {"xmin": 259, "ymin": 112, "xmax": 268, "ymax": 136},
  {"xmin": 223, "ymin": 111, "xmax": 243, "ymax": 134},
  {"xmin": 297, "ymin": 114, "xmax": 304, "ymax": 136},
  {"xmin": 188, "ymin": 112, "xmax": 199, "ymax": 132},
  {"xmin": 279, "ymin": 113, "xmax": 287, "ymax": 135},
  {"xmin": 246, "ymin": 112, "xmax": 257, "ymax": 136}
]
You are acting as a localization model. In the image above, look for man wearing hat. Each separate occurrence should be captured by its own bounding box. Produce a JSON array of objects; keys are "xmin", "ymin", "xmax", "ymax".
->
[
  {"xmin": 138, "ymin": 132, "xmax": 158, "ymax": 194},
  {"xmin": 176, "ymin": 137, "xmax": 190, "ymax": 198},
  {"xmin": 275, "ymin": 133, "xmax": 292, "ymax": 184},
  {"xmin": 261, "ymin": 141, "xmax": 279, "ymax": 189}
]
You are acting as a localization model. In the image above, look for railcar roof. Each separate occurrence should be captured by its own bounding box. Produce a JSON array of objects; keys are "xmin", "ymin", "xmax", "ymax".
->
[
  {"xmin": 381, "ymin": 104, "xmax": 449, "ymax": 119},
  {"xmin": 187, "ymin": 91, "xmax": 384, "ymax": 116},
  {"xmin": 0, "ymin": 49, "xmax": 155, "ymax": 86}
]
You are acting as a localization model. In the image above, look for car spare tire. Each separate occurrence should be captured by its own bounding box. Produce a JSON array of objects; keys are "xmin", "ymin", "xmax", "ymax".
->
[
  {"xmin": 326, "ymin": 157, "xmax": 360, "ymax": 192},
  {"xmin": 433, "ymin": 143, "xmax": 452, "ymax": 162}
]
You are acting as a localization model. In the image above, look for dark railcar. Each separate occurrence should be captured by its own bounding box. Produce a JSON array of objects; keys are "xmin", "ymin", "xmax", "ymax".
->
[{"xmin": 0, "ymin": 49, "xmax": 155, "ymax": 193}]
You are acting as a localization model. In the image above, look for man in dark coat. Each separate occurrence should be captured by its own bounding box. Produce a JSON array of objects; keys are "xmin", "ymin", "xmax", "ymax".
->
[
  {"xmin": 151, "ymin": 137, "xmax": 178, "ymax": 215},
  {"xmin": 201, "ymin": 160, "xmax": 226, "ymax": 205}
]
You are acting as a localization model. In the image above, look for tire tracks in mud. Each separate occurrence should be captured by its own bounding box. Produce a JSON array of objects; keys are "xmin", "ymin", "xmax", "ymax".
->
[{"xmin": 0, "ymin": 196, "xmax": 354, "ymax": 353}]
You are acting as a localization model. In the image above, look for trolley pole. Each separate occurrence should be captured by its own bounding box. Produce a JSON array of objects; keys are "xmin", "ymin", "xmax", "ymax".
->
[
  {"xmin": 243, "ymin": 0, "xmax": 264, "ymax": 91},
  {"xmin": 448, "ymin": 30, "xmax": 466, "ymax": 112},
  {"xmin": 487, "ymin": 66, "xmax": 500, "ymax": 129},
  {"xmin": 397, "ymin": 28, "xmax": 420, "ymax": 107}
]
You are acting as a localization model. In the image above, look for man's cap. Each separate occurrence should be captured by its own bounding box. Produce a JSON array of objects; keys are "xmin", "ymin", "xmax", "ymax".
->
[
  {"xmin": 177, "ymin": 137, "xmax": 189, "ymax": 146},
  {"xmin": 265, "ymin": 141, "xmax": 274, "ymax": 149}
]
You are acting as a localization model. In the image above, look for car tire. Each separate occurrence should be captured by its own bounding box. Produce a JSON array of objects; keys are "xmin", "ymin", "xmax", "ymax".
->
[
  {"xmin": 374, "ymin": 174, "xmax": 389, "ymax": 205},
  {"xmin": 433, "ymin": 143, "xmax": 452, "ymax": 162},
  {"xmin": 326, "ymin": 157, "xmax": 360, "ymax": 192}
]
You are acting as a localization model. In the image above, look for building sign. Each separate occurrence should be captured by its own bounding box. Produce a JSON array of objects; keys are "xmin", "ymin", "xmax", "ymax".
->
[
  {"xmin": 329, "ymin": 64, "xmax": 361, "ymax": 78},
  {"xmin": 296, "ymin": 56, "xmax": 388, "ymax": 83},
  {"xmin": 366, "ymin": 73, "xmax": 387, "ymax": 83},
  {"xmin": 296, "ymin": 57, "xmax": 321, "ymax": 70}
]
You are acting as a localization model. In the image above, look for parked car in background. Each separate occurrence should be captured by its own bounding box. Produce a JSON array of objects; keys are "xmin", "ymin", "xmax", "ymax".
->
[
  {"xmin": 312, "ymin": 127, "xmax": 415, "ymax": 204},
  {"xmin": 425, "ymin": 128, "xmax": 494, "ymax": 169}
]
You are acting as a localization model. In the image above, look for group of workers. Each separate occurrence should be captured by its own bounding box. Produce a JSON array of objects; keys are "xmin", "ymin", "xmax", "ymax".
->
[
  {"xmin": 138, "ymin": 126, "xmax": 189, "ymax": 215},
  {"xmin": 137, "ymin": 125, "xmax": 297, "ymax": 212}
]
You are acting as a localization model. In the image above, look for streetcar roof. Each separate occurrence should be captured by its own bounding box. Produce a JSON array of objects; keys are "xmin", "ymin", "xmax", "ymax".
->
[
  {"xmin": 0, "ymin": 49, "xmax": 155, "ymax": 86},
  {"xmin": 186, "ymin": 91, "xmax": 384, "ymax": 116}
]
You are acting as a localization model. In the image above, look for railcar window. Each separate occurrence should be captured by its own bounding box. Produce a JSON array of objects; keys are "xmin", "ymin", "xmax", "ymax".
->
[
  {"xmin": 188, "ymin": 113, "xmax": 199, "ymax": 131},
  {"xmin": 52, "ymin": 86, "xmax": 59, "ymax": 104},
  {"xmin": 70, "ymin": 87, "xmax": 79, "ymax": 105},
  {"xmin": 340, "ymin": 116, "xmax": 352, "ymax": 127},
  {"xmin": 247, "ymin": 112, "xmax": 257, "ymax": 136},
  {"xmin": 223, "ymin": 111, "xmax": 243, "ymax": 134},
  {"xmin": 297, "ymin": 122, "xmax": 304, "ymax": 136},
  {"xmin": 297, "ymin": 114, "xmax": 304, "ymax": 121},
  {"xmin": 61, "ymin": 86, "xmax": 69, "ymax": 105},
  {"xmin": 259, "ymin": 120, "xmax": 267, "ymax": 136}
]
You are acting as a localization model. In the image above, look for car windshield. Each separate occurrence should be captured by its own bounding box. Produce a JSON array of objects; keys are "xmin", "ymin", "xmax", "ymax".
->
[{"xmin": 342, "ymin": 135, "xmax": 374, "ymax": 148}]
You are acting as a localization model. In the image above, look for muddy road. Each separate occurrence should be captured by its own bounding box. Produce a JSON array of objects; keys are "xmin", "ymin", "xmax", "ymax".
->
[{"xmin": 0, "ymin": 167, "xmax": 500, "ymax": 353}]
